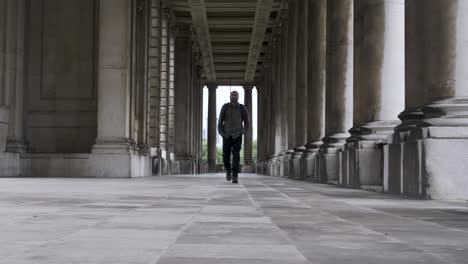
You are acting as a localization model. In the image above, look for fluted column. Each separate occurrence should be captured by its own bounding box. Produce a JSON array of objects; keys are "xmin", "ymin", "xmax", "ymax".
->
[
  {"xmin": 294, "ymin": 0, "xmax": 308, "ymax": 149},
  {"xmin": 291, "ymin": 0, "xmax": 309, "ymax": 179},
  {"xmin": 273, "ymin": 35, "xmax": 282, "ymax": 157},
  {"xmin": 305, "ymin": 0, "xmax": 327, "ymax": 182},
  {"xmin": 243, "ymin": 85, "xmax": 253, "ymax": 172},
  {"xmin": 173, "ymin": 31, "xmax": 192, "ymax": 174},
  {"xmin": 285, "ymin": 0, "xmax": 298, "ymax": 177},
  {"xmin": 390, "ymin": 0, "xmax": 468, "ymax": 200},
  {"xmin": 321, "ymin": 0, "xmax": 354, "ymax": 182},
  {"xmin": 207, "ymin": 83, "xmax": 218, "ymax": 172},
  {"xmin": 286, "ymin": 0, "xmax": 297, "ymax": 150},
  {"xmin": 268, "ymin": 39, "xmax": 279, "ymax": 176},
  {"xmin": 280, "ymin": 15, "xmax": 289, "ymax": 154},
  {"xmin": 256, "ymin": 82, "xmax": 264, "ymax": 173},
  {"xmin": 264, "ymin": 62, "xmax": 273, "ymax": 174},
  {"xmin": 345, "ymin": 0, "xmax": 405, "ymax": 188}
]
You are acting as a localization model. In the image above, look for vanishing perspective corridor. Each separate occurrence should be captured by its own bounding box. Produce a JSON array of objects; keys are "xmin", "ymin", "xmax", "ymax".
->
[
  {"xmin": 1, "ymin": 174, "xmax": 468, "ymax": 264},
  {"xmin": 2, "ymin": 0, "xmax": 468, "ymax": 262}
]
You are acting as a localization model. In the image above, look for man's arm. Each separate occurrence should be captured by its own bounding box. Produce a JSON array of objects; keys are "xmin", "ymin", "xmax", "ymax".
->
[
  {"xmin": 218, "ymin": 104, "xmax": 226, "ymax": 138},
  {"xmin": 243, "ymin": 105, "xmax": 250, "ymax": 132}
]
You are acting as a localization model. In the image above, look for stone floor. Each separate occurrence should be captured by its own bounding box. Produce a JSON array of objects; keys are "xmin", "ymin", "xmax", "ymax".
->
[{"xmin": 1, "ymin": 174, "xmax": 468, "ymax": 264}]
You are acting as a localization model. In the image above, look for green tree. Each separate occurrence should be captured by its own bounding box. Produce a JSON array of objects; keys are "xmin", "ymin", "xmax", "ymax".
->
[
  {"xmin": 202, "ymin": 139, "xmax": 257, "ymax": 163},
  {"xmin": 202, "ymin": 139, "xmax": 208, "ymax": 160}
]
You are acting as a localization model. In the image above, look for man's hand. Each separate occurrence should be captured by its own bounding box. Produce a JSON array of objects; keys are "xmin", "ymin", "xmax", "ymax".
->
[{"xmin": 219, "ymin": 131, "xmax": 226, "ymax": 139}]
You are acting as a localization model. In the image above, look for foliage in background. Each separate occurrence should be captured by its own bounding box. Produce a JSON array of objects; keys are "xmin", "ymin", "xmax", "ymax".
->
[{"xmin": 202, "ymin": 139, "xmax": 257, "ymax": 163}]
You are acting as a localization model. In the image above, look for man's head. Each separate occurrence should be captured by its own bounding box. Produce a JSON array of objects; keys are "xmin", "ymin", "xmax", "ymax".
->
[{"xmin": 230, "ymin": 91, "xmax": 239, "ymax": 104}]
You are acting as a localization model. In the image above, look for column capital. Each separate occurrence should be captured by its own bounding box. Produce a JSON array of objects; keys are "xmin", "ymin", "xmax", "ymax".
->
[
  {"xmin": 243, "ymin": 84, "xmax": 254, "ymax": 91},
  {"xmin": 206, "ymin": 83, "xmax": 218, "ymax": 90}
]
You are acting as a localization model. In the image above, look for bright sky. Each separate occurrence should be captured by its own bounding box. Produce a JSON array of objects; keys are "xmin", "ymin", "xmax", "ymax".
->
[{"xmin": 202, "ymin": 86, "xmax": 258, "ymax": 145}]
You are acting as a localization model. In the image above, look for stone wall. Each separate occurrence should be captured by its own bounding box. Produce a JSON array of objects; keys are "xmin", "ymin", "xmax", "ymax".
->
[{"xmin": 25, "ymin": 0, "xmax": 97, "ymax": 153}]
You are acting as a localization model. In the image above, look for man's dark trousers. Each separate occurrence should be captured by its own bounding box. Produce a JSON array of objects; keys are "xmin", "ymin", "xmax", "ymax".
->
[{"xmin": 223, "ymin": 135, "xmax": 242, "ymax": 176}]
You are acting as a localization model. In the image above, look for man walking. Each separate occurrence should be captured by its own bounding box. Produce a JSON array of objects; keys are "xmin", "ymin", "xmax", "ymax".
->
[{"xmin": 218, "ymin": 91, "xmax": 250, "ymax": 184}]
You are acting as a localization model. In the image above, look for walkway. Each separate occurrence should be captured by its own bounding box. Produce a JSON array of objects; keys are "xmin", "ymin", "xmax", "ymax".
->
[{"xmin": 1, "ymin": 174, "xmax": 467, "ymax": 264}]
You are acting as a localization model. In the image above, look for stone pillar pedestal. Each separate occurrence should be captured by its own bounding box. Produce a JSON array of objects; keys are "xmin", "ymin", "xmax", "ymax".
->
[
  {"xmin": 276, "ymin": 153, "xmax": 285, "ymax": 177},
  {"xmin": 292, "ymin": 146, "xmax": 305, "ymax": 179},
  {"xmin": 284, "ymin": 149, "xmax": 294, "ymax": 177},
  {"xmin": 303, "ymin": 141, "xmax": 322, "ymax": 182},
  {"xmin": 343, "ymin": 121, "xmax": 400, "ymax": 189},
  {"xmin": 321, "ymin": 133, "xmax": 349, "ymax": 184}
]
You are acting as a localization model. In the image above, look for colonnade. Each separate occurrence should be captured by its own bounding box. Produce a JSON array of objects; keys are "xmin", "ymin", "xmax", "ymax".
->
[
  {"xmin": 0, "ymin": 0, "xmax": 205, "ymax": 177},
  {"xmin": 257, "ymin": 0, "xmax": 468, "ymax": 200}
]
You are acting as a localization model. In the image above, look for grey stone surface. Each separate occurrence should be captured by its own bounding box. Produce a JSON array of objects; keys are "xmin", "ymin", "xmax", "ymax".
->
[{"xmin": 0, "ymin": 174, "xmax": 467, "ymax": 263}]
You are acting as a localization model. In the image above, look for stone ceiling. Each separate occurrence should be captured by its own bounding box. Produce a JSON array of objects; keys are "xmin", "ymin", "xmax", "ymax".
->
[{"xmin": 166, "ymin": 0, "xmax": 285, "ymax": 85}]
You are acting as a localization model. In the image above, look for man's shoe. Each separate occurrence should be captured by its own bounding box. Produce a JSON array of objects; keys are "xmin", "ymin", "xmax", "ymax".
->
[
  {"xmin": 226, "ymin": 171, "xmax": 232, "ymax": 181},
  {"xmin": 232, "ymin": 173, "xmax": 238, "ymax": 184}
]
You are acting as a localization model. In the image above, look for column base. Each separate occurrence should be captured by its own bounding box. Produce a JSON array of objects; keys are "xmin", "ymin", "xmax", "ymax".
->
[
  {"xmin": 343, "ymin": 120, "xmax": 400, "ymax": 189},
  {"xmin": 321, "ymin": 148, "xmax": 341, "ymax": 183},
  {"xmin": 0, "ymin": 152, "xmax": 21, "ymax": 177},
  {"xmin": 387, "ymin": 98, "xmax": 468, "ymax": 199},
  {"xmin": 283, "ymin": 150, "xmax": 294, "ymax": 177},
  {"xmin": 92, "ymin": 137, "xmax": 138, "ymax": 154},
  {"xmin": 389, "ymin": 127, "xmax": 468, "ymax": 200},
  {"xmin": 208, "ymin": 161, "xmax": 218, "ymax": 173},
  {"xmin": 321, "ymin": 133, "xmax": 348, "ymax": 183},
  {"xmin": 276, "ymin": 153, "xmax": 285, "ymax": 177},
  {"xmin": 171, "ymin": 154, "xmax": 194, "ymax": 175},
  {"xmin": 6, "ymin": 137, "xmax": 29, "ymax": 153},
  {"xmin": 343, "ymin": 141, "xmax": 383, "ymax": 188},
  {"xmin": 16, "ymin": 152, "xmax": 151, "ymax": 178},
  {"xmin": 268, "ymin": 156, "xmax": 275, "ymax": 176},
  {"xmin": 242, "ymin": 161, "xmax": 255, "ymax": 173},
  {"xmin": 86, "ymin": 137, "xmax": 151, "ymax": 177},
  {"xmin": 292, "ymin": 146, "xmax": 306, "ymax": 179},
  {"xmin": 304, "ymin": 141, "xmax": 322, "ymax": 182}
]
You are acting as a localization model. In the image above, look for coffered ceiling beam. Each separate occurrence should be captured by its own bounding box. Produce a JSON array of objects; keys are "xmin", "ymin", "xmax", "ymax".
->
[
  {"xmin": 244, "ymin": 0, "xmax": 274, "ymax": 81},
  {"xmin": 189, "ymin": 0, "xmax": 216, "ymax": 81}
]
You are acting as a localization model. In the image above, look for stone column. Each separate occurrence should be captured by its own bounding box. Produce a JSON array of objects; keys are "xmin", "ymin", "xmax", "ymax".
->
[
  {"xmin": 293, "ymin": 0, "xmax": 308, "ymax": 179},
  {"xmin": 274, "ymin": 33, "xmax": 284, "ymax": 177},
  {"xmin": 269, "ymin": 39, "xmax": 278, "ymax": 176},
  {"xmin": 279, "ymin": 14, "xmax": 289, "ymax": 177},
  {"xmin": 321, "ymin": 0, "xmax": 354, "ymax": 183},
  {"xmin": 173, "ymin": 30, "xmax": 192, "ymax": 174},
  {"xmin": 243, "ymin": 85, "xmax": 254, "ymax": 172},
  {"xmin": 91, "ymin": 0, "xmax": 150, "ymax": 177},
  {"xmin": 93, "ymin": 0, "xmax": 133, "ymax": 153},
  {"xmin": 305, "ymin": 0, "xmax": 327, "ymax": 182},
  {"xmin": 148, "ymin": 0, "xmax": 161, "ymax": 151},
  {"xmin": 256, "ymin": 82, "xmax": 264, "ymax": 173},
  {"xmin": 388, "ymin": 0, "xmax": 468, "ymax": 200},
  {"xmin": 345, "ymin": 0, "xmax": 405, "ymax": 189},
  {"xmin": 5, "ymin": 0, "xmax": 27, "ymax": 153},
  {"xmin": 207, "ymin": 83, "xmax": 218, "ymax": 172},
  {"xmin": 264, "ymin": 62, "xmax": 273, "ymax": 174},
  {"xmin": 158, "ymin": 9, "xmax": 170, "ymax": 175},
  {"xmin": 196, "ymin": 67, "xmax": 203, "ymax": 173},
  {"xmin": 168, "ymin": 27, "xmax": 176, "ymax": 164},
  {"xmin": 286, "ymin": 0, "xmax": 298, "ymax": 177}
]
